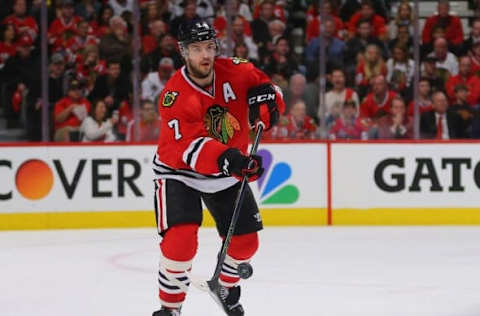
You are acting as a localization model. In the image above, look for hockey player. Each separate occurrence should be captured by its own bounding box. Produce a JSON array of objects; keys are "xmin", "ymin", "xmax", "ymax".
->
[{"xmin": 152, "ymin": 19, "xmax": 284, "ymax": 316}]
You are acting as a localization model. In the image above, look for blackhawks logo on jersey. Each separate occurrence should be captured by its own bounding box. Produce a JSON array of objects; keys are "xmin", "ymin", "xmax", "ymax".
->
[
  {"xmin": 232, "ymin": 57, "xmax": 249, "ymax": 65},
  {"xmin": 203, "ymin": 105, "xmax": 240, "ymax": 144},
  {"xmin": 162, "ymin": 91, "xmax": 179, "ymax": 107}
]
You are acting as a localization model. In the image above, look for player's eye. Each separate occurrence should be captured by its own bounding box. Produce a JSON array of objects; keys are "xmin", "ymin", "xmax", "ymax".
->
[{"xmin": 190, "ymin": 46, "xmax": 201, "ymax": 53}]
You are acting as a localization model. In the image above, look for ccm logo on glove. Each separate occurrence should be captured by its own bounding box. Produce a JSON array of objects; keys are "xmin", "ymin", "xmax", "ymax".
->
[{"xmin": 248, "ymin": 93, "xmax": 276, "ymax": 105}]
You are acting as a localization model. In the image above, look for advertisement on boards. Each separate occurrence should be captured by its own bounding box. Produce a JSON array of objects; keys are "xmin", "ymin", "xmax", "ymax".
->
[
  {"xmin": 0, "ymin": 144, "xmax": 327, "ymax": 214},
  {"xmin": 331, "ymin": 143, "xmax": 480, "ymax": 209}
]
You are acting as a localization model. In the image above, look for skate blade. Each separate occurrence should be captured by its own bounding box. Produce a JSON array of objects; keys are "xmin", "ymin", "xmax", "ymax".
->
[{"xmin": 206, "ymin": 280, "xmax": 230, "ymax": 315}]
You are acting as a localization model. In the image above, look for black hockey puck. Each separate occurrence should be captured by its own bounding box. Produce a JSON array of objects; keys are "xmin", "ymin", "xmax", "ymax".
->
[{"xmin": 237, "ymin": 262, "xmax": 253, "ymax": 279}]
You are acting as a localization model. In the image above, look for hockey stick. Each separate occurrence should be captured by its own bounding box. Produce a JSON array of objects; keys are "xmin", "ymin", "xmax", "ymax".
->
[
  {"xmin": 185, "ymin": 124, "xmax": 264, "ymax": 293},
  {"xmin": 206, "ymin": 123, "xmax": 264, "ymax": 291}
]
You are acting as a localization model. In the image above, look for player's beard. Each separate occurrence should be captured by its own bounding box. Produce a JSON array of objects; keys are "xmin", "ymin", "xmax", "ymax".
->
[{"xmin": 187, "ymin": 59, "xmax": 213, "ymax": 80}]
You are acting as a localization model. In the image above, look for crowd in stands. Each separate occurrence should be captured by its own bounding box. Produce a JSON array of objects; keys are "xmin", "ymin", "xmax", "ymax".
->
[{"xmin": 2, "ymin": 0, "xmax": 480, "ymax": 142}]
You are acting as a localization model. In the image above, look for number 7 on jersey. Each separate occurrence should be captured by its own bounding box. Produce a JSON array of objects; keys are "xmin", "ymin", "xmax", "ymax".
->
[{"xmin": 168, "ymin": 119, "xmax": 182, "ymax": 140}]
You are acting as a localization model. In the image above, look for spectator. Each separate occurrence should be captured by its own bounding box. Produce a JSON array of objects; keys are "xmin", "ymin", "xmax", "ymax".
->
[
  {"xmin": 262, "ymin": 36, "xmax": 302, "ymax": 78},
  {"xmin": 48, "ymin": 53, "xmax": 67, "ymax": 107},
  {"xmin": 427, "ymin": 37, "xmax": 459, "ymax": 77},
  {"xmin": 98, "ymin": 16, "xmax": 131, "ymax": 65},
  {"xmin": 470, "ymin": 42, "xmax": 480, "ymax": 75},
  {"xmin": 89, "ymin": 59, "xmax": 130, "ymax": 115},
  {"xmin": 269, "ymin": 100, "xmax": 317, "ymax": 140},
  {"xmin": 306, "ymin": 1, "xmax": 345, "ymax": 43},
  {"xmin": 141, "ymin": 57, "xmax": 174, "ymax": 102},
  {"xmin": 360, "ymin": 75, "xmax": 397, "ymax": 119},
  {"xmin": 252, "ymin": 0, "xmax": 286, "ymax": 22},
  {"xmin": 305, "ymin": 18, "xmax": 345, "ymax": 71},
  {"xmin": 109, "ymin": 0, "xmax": 134, "ymax": 17},
  {"xmin": 283, "ymin": 73, "xmax": 308, "ymax": 113},
  {"xmin": 233, "ymin": 42, "xmax": 250, "ymax": 61},
  {"xmin": 115, "ymin": 93, "xmax": 133, "ymax": 140},
  {"xmin": 355, "ymin": 44, "xmax": 387, "ymax": 98},
  {"xmin": 267, "ymin": 19, "xmax": 286, "ymax": 47},
  {"xmin": 422, "ymin": 0, "xmax": 464, "ymax": 52},
  {"xmin": 1, "ymin": 33, "xmax": 39, "ymax": 130},
  {"xmin": 388, "ymin": 24, "xmax": 413, "ymax": 55},
  {"xmin": 386, "ymin": 44, "xmax": 414, "ymax": 96},
  {"xmin": 445, "ymin": 56, "xmax": 480, "ymax": 105},
  {"xmin": 75, "ymin": 0, "xmax": 101, "ymax": 22},
  {"xmin": 214, "ymin": 0, "xmax": 252, "ymax": 39},
  {"xmin": 421, "ymin": 56, "xmax": 448, "ymax": 92},
  {"xmin": 344, "ymin": 19, "xmax": 387, "ymax": 72},
  {"xmin": 325, "ymin": 69, "xmax": 360, "ymax": 123},
  {"xmin": 388, "ymin": 1, "xmax": 413, "ymax": 39},
  {"xmin": 64, "ymin": 20, "xmax": 98, "ymax": 62},
  {"xmin": 420, "ymin": 91, "xmax": 466, "ymax": 139},
  {"xmin": 369, "ymin": 96, "xmax": 413, "ymax": 139},
  {"xmin": 408, "ymin": 77, "xmax": 433, "ymax": 115},
  {"xmin": 75, "ymin": 44, "xmax": 107, "ymax": 93},
  {"xmin": 90, "ymin": 4, "xmax": 114, "ymax": 38},
  {"xmin": 48, "ymin": 0, "xmax": 83, "ymax": 53},
  {"xmin": 460, "ymin": 19, "xmax": 480, "ymax": 56},
  {"xmin": 141, "ymin": 2, "xmax": 163, "ymax": 34},
  {"xmin": 80, "ymin": 99, "xmax": 118, "ymax": 142},
  {"xmin": 170, "ymin": 0, "xmax": 199, "ymax": 38},
  {"xmin": 250, "ymin": 0, "xmax": 275, "ymax": 50},
  {"xmin": 142, "ymin": 19, "xmax": 167, "ymax": 55},
  {"xmin": 54, "ymin": 80, "xmax": 91, "ymax": 142},
  {"xmin": 340, "ymin": 0, "xmax": 388, "ymax": 22},
  {"xmin": 448, "ymin": 84, "xmax": 475, "ymax": 136},
  {"xmin": 143, "ymin": 33, "xmax": 183, "ymax": 72},
  {"xmin": 170, "ymin": 0, "xmax": 214, "ymax": 21},
  {"xmin": 329, "ymin": 100, "xmax": 365, "ymax": 140},
  {"xmin": 220, "ymin": 15, "xmax": 258, "ymax": 61},
  {"xmin": 126, "ymin": 100, "xmax": 161, "ymax": 142},
  {"xmin": 234, "ymin": 0, "xmax": 253, "ymax": 21},
  {"xmin": 0, "ymin": 23, "xmax": 17, "ymax": 71},
  {"xmin": 2, "ymin": 0, "xmax": 38, "ymax": 44},
  {"xmin": 347, "ymin": 0, "xmax": 387, "ymax": 41}
]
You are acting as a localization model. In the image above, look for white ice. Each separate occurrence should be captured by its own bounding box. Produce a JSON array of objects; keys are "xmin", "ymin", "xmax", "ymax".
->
[{"xmin": 1, "ymin": 227, "xmax": 480, "ymax": 316}]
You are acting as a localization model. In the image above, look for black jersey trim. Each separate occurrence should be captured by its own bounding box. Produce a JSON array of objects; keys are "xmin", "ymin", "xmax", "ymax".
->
[{"xmin": 185, "ymin": 137, "xmax": 206, "ymax": 168}]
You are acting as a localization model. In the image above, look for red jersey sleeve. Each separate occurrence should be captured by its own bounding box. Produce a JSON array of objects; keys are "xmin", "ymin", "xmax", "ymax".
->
[{"xmin": 157, "ymin": 89, "xmax": 229, "ymax": 175}]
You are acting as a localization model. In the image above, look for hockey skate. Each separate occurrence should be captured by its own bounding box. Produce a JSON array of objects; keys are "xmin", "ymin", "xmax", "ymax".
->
[
  {"xmin": 152, "ymin": 307, "xmax": 181, "ymax": 316},
  {"xmin": 208, "ymin": 284, "xmax": 244, "ymax": 316}
]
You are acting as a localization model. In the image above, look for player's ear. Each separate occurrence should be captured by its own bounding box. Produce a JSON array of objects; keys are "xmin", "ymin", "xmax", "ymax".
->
[{"xmin": 179, "ymin": 43, "xmax": 187, "ymax": 59}]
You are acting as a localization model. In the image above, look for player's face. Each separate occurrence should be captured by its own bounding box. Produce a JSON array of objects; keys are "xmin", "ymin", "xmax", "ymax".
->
[{"xmin": 185, "ymin": 40, "xmax": 216, "ymax": 79}]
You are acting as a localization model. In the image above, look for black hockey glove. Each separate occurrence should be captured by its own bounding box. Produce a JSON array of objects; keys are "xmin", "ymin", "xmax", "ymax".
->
[
  {"xmin": 247, "ymin": 83, "xmax": 280, "ymax": 131},
  {"xmin": 217, "ymin": 148, "xmax": 264, "ymax": 182}
]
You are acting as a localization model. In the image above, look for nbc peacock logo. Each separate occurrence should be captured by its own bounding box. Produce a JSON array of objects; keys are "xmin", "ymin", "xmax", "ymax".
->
[{"xmin": 256, "ymin": 149, "xmax": 299, "ymax": 204}]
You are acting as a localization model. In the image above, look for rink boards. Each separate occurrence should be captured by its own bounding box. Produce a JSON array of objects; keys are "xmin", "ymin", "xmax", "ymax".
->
[{"xmin": 1, "ymin": 141, "xmax": 480, "ymax": 229}]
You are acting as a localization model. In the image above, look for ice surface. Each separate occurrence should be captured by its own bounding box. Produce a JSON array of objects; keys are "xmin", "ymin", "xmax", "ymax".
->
[{"xmin": 1, "ymin": 227, "xmax": 480, "ymax": 316}]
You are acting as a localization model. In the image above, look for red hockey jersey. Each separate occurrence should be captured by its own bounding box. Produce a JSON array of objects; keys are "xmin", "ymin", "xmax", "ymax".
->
[{"xmin": 153, "ymin": 57, "xmax": 285, "ymax": 193}]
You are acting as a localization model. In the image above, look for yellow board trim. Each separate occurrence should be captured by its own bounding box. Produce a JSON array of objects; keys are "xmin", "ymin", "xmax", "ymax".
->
[
  {"xmin": 333, "ymin": 208, "xmax": 480, "ymax": 225},
  {"xmin": 0, "ymin": 208, "xmax": 326, "ymax": 230},
  {"xmin": 2, "ymin": 208, "xmax": 480, "ymax": 230}
]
